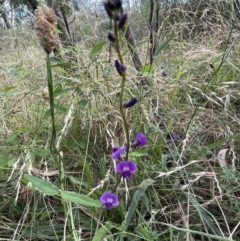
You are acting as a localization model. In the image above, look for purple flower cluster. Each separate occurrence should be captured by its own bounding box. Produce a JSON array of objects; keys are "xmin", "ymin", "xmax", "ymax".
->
[
  {"xmin": 105, "ymin": 0, "xmax": 138, "ymax": 109},
  {"xmin": 100, "ymin": 0, "xmax": 147, "ymax": 210},
  {"xmin": 100, "ymin": 132, "xmax": 147, "ymax": 209}
]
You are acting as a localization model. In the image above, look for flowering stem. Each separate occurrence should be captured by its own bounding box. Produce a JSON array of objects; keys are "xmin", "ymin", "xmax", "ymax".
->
[{"xmin": 114, "ymin": 18, "xmax": 130, "ymax": 160}]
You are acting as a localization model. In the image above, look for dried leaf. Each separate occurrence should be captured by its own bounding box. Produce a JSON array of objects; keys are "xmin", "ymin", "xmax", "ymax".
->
[
  {"xmin": 217, "ymin": 149, "xmax": 228, "ymax": 167},
  {"xmin": 32, "ymin": 166, "xmax": 58, "ymax": 177}
]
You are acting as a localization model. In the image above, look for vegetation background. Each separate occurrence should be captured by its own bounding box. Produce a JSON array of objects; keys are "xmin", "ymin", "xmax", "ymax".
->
[{"xmin": 1, "ymin": 0, "xmax": 240, "ymax": 240}]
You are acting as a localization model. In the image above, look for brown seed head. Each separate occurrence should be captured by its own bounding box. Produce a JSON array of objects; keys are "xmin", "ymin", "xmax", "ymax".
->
[{"xmin": 34, "ymin": 6, "xmax": 57, "ymax": 54}]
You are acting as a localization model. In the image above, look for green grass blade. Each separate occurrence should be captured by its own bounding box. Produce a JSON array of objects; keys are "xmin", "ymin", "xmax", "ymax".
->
[{"xmin": 121, "ymin": 179, "xmax": 155, "ymax": 231}]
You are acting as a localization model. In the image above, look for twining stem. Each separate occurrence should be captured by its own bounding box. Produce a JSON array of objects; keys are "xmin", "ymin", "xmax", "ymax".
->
[{"xmin": 114, "ymin": 19, "xmax": 130, "ymax": 160}]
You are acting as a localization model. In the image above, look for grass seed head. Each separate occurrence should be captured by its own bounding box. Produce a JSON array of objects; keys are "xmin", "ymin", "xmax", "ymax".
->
[{"xmin": 34, "ymin": 6, "xmax": 57, "ymax": 54}]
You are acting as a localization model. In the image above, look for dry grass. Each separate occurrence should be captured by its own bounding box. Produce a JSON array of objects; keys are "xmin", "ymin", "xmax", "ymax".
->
[{"xmin": 1, "ymin": 1, "xmax": 240, "ymax": 240}]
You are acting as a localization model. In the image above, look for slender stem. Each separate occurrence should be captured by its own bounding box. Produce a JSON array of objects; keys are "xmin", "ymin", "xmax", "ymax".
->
[
  {"xmin": 46, "ymin": 54, "xmax": 56, "ymax": 153},
  {"xmin": 114, "ymin": 18, "xmax": 130, "ymax": 160},
  {"xmin": 46, "ymin": 54, "xmax": 65, "ymax": 184},
  {"xmin": 46, "ymin": 53, "xmax": 70, "ymax": 231}
]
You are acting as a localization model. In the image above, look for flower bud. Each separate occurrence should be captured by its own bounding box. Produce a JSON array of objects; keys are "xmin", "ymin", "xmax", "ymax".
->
[
  {"xmin": 106, "ymin": 1, "xmax": 115, "ymax": 11},
  {"xmin": 107, "ymin": 32, "xmax": 116, "ymax": 43},
  {"xmin": 118, "ymin": 13, "xmax": 128, "ymax": 29},
  {"xmin": 115, "ymin": 60, "xmax": 126, "ymax": 76},
  {"xmin": 131, "ymin": 132, "xmax": 147, "ymax": 147},
  {"xmin": 114, "ymin": 0, "xmax": 122, "ymax": 9},
  {"xmin": 123, "ymin": 97, "xmax": 137, "ymax": 108},
  {"xmin": 162, "ymin": 69, "xmax": 167, "ymax": 77},
  {"xmin": 104, "ymin": 2, "xmax": 113, "ymax": 18}
]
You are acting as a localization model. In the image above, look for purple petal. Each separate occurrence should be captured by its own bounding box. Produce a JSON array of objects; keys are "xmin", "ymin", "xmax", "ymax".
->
[
  {"xmin": 135, "ymin": 132, "xmax": 147, "ymax": 146},
  {"xmin": 111, "ymin": 146, "xmax": 126, "ymax": 159},
  {"xmin": 128, "ymin": 161, "xmax": 138, "ymax": 173},
  {"xmin": 105, "ymin": 203, "xmax": 113, "ymax": 209},
  {"xmin": 122, "ymin": 171, "xmax": 132, "ymax": 178},
  {"xmin": 112, "ymin": 147, "xmax": 119, "ymax": 153},
  {"xmin": 100, "ymin": 192, "xmax": 111, "ymax": 203},
  {"xmin": 116, "ymin": 161, "xmax": 125, "ymax": 173},
  {"xmin": 172, "ymin": 134, "xmax": 181, "ymax": 141},
  {"xmin": 100, "ymin": 192, "xmax": 119, "ymax": 209},
  {"xmin": 111, "ymin": 194, "xmax": 119, "ymax": 206},
  {"xmin": 116, "ymin": 160, "xmax": 138, "ymax": 178}
]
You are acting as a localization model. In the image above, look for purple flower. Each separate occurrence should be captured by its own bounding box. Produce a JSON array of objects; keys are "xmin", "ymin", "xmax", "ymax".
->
[
  {"xmin": 131, "ymin": 132, "xmax": 147, "ymax": 147},
  {"xmin": 111, "ymin": 146, "xmax": 126, "ymax": 160},
  {"xmin": 123, "ymin": 97, "xmax": 137, "ymax": 108},
  {"xmin": 162, "ymin": 69, "xmax": 167, "ymax": 77},
  {"xmin": 135, "ymin": 82, "xmax": 140, "ymax": 88},
  {"xmin": 115, "ymin": 60, "xmax": 126, "ymax": 76},
  {"xmin": 171, "ymin": 134, "xmax": 181, "ymax": 141},
  {"xmin": 116, "ymin": 160, "xmax": 138, "ymax": 178},
  {"xmin": 100, "ymin": 192, "xmax": 119, "ymax": 209}
]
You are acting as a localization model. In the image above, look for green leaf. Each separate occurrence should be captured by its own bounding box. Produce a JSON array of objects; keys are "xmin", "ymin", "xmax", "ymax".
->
[
  {"xmin": 55, "ymin": 77, "xmax": 73, "ymax": 84},
  {"xmin": 43, "ymin": 109, "xmax": 51, "ymax": 120},
  {"xmin": 8, "ymin": 158, "xmax": 17, "ymax": 167},
  {"xmin": 6, "ymin": 133, "xmax": 17, "ymax": 143},
  {"xmin": 0, "ymin": 156, "xmax": 9, "ymax": 167},
  {"xmin": 68, "ymin": 175, "xmax": 87, "ymax": 187},
  {"xmin": 54, "ymin": 83, "xmax": 62, "ymax": 94},
  {"xmin": 53, "ymin": 26, "xmax": 63, "ymax": 34},
  {"xmin": 50, "ymin": 56, "xmax": 62, "ymax": 63},
  {"xmin": 92, "ymin": 226, "xmax": 108, "ymax": 241},
  {"xmin": 24, "ymin": 174, "xmax": 59, "ymax": 196},
  {"xmin": 57, "ymin": 67, "xmax": 68, "ymax": 75},
  {"xmin": 89, "ymin": 41, "xmax": 106, "ymax": 59},
  {"xmin": 121, "ymin": 179, "xmax": 155, "ymax": 231},
  {"xmin": 130, "ymin": 152, "xmax": 146, "ymax": 157},
  {"xmin": 32, "ymin": 149, "xmax": 50, "ymax": 157},
  {"xmin": 61, "ymin": 191, "xmax": 102, "ymax": 207},
  {"xmin": 54, "ymin": 88, "xmax": 72, "ymax": 97},
  {"xmin": 153, "ymin": 34, "xmax": 174, "ymax": 57},
  {"xmin": 141, "ymin": 64, "xmax": 155, "ymax": 77},
  {"xmin": 54, "ymin": 104, "xmax": 67, "ymax": 113},
  {"xmin": 79, "ymin": 99, "xmax": 88, "ymax": 109},
  {"xmin": 4, "ymin": 86, "xmax": 16, "ymax": 92}
]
